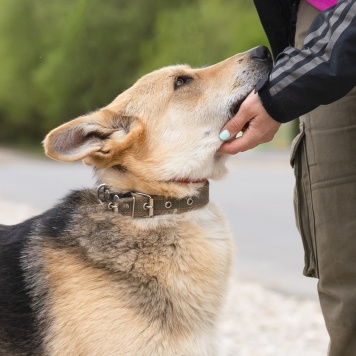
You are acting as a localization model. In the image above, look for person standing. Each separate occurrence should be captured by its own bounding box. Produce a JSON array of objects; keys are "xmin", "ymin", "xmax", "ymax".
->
[{"xmin": 219, "ymin": 0, "xmax": 356, "ymax": 354}]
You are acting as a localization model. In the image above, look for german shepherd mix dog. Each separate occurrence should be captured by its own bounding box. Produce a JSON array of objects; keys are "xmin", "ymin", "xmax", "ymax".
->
[{"xmin": 0, "ymin": 46, "xmax": 271, "ymax": 355}]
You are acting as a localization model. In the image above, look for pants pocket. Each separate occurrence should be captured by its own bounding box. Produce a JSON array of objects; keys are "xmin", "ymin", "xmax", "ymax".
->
[
  {"xmin": 291, "ymin": 123, "xmax": 319, "ymax": 278},
  {"xmin": 290, "ymin": 122, "xmax": 305, "ymax": 168}
]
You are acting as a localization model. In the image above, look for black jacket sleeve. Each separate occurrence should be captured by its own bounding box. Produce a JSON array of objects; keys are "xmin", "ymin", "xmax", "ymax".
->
[
  {"xmin": 257, "ymin": 0, "xmax": 356, "ymax": 123},
  {"xmin": 253, "ymin": 0, "xmax": 299, "ymax": 59}
]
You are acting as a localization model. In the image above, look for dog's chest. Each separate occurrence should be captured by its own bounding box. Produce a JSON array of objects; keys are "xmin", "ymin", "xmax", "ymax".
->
[{"xmin": 41, "ymin": 204, "xmax": 232, "ymax": 355}]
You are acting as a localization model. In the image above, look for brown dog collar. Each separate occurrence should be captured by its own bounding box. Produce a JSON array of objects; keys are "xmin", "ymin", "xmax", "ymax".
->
[{"xmin": 97, "ymin": 182, "xmax": 209, "ymax": 218}]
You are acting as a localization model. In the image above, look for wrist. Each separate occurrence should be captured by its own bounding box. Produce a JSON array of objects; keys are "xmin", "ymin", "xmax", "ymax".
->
[{"xmin": 255, "ymin": 75, "xmax": 293, "ymax": 123}]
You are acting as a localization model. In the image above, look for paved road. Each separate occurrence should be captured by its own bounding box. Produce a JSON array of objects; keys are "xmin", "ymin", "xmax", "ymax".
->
[{"xmin": 0, "ymin": 147, "xmax": 319, "ymax": 300}]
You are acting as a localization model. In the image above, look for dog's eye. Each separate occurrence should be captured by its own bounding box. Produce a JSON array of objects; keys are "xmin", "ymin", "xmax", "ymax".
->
[{"xmin": 174, "ymin": 75, "xmax": 193, "ymax": 90}]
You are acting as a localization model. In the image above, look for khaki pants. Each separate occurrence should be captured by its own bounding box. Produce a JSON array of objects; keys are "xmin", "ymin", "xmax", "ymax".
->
[{"xmin": 293, "ymin": 1, "xmax": 356, "ymax": 355}]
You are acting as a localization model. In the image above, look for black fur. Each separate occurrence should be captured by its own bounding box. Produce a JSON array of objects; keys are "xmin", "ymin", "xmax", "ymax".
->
[
  {"xmin": 0, "ymin": 218, "xmax": 41, "ymax": 355},
  {"xmin": 0, "ymin": 190, "xmax": 96, "ymax": 355}
]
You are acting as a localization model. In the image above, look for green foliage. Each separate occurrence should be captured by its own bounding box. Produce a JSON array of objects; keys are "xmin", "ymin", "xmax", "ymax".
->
[
  {"xmin": 139, "ymin": 0, "xmax": 268, "ymax": 72},
  {"xmin": 0, "ymin": 0, "xmax": 268, "ymax": 145}
]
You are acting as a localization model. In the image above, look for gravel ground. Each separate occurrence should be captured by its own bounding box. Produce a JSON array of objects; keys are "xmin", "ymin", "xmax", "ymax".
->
[
  {"xmin": 219, "ymin": 279, "xmax": 329, "ymax": 355},
  {"xmin": 0, "ymin": 200, "xmax": 329, "ymax": 355}
]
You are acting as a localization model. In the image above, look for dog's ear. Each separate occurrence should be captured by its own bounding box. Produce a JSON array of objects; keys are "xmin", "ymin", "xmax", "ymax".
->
[{"xmin": 43, "ymin": 109, "xmax": 145, "ymax": 167}]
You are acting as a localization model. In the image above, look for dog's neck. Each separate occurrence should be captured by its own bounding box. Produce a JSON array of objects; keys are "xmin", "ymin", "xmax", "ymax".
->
[
  {"xmin": 97, "ymin": 181, "xmax": 209, "ymax": 218},
  {"xmin": 170, "ymin": 178, "xmax": 208, "ymax": 184},
  {"xmin": 95, "ymin": 168, "xmax": 210, "ymax": 200}
]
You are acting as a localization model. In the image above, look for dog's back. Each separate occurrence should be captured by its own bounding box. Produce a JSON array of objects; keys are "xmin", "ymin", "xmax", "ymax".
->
[
  {"xmin": 0, "ymin": 192, "xmax": 90, "ymax": 356},
  {"xmin": 0, "ymin": 219, "xmax": 42, "ymax": 356}
]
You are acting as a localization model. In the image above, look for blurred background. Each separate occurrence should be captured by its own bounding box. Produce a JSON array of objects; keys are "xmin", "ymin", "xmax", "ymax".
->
[
  {"xmin": 0, "ymin": 0, "xmax": 328, "ymax": 354},
  {"xmin": 0, "ymin": 0, "xmax": 297, "ymax": 149}
]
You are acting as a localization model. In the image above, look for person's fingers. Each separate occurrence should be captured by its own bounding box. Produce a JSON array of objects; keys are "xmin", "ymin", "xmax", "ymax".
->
[
  {"xmin": 219, "ymin": 116, "xmax": 281, "ymax": 154},
  {"xmin": 219, "ymin": 91, "xmax": 281, "ymax": 155},
  {"xmin": 219, "ymin": 111, "xmax": 282, "ymax": 153}
]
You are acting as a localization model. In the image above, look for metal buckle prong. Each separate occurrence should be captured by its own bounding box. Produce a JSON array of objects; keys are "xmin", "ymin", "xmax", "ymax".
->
[
  {"xmin": 113, "ymin": 194, "xmax": 120, "ymax": 213},
  {"xmin": 135, "ymin": 192, "xmax": 154, "ymax": 217},
  {"xmin": 131, "ymin": 196, "xmax": 136, "ymax": 218}
]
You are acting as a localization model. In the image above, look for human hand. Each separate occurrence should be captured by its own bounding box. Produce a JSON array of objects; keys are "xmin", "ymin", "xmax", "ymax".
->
[{"xmin": 219, "ymin": 91, "xmax": 281, "ymax": 154}]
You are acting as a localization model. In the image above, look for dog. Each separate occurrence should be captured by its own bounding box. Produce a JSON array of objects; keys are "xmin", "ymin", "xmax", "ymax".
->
[{"xmin": 0, "ymin": 46, "xmax": 272, "ymax": 356}]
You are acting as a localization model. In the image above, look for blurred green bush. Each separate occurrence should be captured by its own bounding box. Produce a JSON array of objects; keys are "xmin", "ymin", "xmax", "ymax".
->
[{"xmin": 0, "ymin": 0, "xmax": 272, "ymax": 145}]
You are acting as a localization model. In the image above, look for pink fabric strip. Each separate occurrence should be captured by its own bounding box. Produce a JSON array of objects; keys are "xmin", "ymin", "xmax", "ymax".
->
[{"xmin": 305, "ymin": 0, "xmax": 337, "ymax": 11}]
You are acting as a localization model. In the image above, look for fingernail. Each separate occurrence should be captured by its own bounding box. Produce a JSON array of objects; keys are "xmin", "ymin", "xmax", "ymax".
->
[{"xmin": 219, "ymin": 129, "xmax": 230, "ymax": 141}]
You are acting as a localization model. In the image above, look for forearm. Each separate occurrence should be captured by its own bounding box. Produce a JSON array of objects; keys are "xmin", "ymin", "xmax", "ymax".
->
[{"xmin": 257, "ymin": 0, "xmax": 356, "ymax": 123}]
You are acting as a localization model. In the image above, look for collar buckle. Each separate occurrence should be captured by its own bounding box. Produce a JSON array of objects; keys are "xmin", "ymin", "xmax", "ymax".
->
[
  {"xmin": 134, "ymin": 192, "xmax": 154, "ymax": 217},
  {"xmin": 97, "ymin": 184, "xmax": 110, "ymax": 204}
]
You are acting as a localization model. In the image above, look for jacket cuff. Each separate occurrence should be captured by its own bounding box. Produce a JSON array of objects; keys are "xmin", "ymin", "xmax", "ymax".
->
[{"xmin": 255, "ymin": 75, "xmax": 293, "ymax": 123}]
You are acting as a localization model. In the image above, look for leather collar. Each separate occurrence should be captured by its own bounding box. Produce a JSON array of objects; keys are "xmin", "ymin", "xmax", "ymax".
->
[{"xmin": 97, "ymin": 182, "xmax": 209, "ymax": 218}]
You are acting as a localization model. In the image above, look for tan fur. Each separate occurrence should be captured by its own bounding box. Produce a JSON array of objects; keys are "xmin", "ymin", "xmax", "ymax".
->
[
  {"xmin": 41, "ymin": 204, "xmax": 231, "ymax": 356},
  {"xmin": 44, "ymin": 50, "xmax": 269, "ymax": 197},
  {"xmin": 37, "ymin": 49, "xmax": 271, "ymax": 355}
]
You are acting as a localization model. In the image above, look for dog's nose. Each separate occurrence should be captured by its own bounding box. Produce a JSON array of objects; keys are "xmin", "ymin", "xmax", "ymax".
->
[{"xmin": 250, "ymin": 46, "xmax": 272, "ymax": 61}]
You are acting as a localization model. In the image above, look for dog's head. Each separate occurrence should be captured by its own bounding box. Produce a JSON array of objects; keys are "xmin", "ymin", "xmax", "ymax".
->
[{"xmin": 44, "ymin": 46, "xmax": 272, "ymax": 196}]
